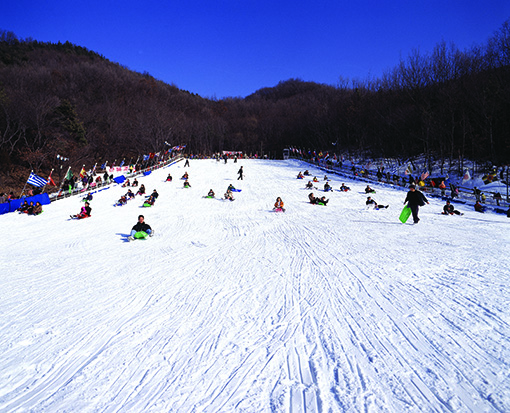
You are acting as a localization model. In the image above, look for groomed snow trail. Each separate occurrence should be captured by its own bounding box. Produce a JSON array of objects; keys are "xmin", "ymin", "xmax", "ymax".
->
[{"xmin": 1, "ymin": 159, "xmax": 509, "ymax": 412}]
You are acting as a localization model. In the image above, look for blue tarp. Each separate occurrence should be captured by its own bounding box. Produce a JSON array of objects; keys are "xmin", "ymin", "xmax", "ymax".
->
[
  {"xmin": 113, "ymin": 175, "xmax": 126, "ymax": 184},
  {"xmin": 143, "ymin": 171, "xmax": 152, "ymax": 176},
  {"xmin": 0, "ymin": 193, "xmax": 51, "ymax": 215}
]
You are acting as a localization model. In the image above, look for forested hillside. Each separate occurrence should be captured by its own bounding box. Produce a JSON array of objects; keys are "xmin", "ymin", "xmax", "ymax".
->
[{"xmin": 1, "ymin": 20, "xmax": 509, "ymax": 192}]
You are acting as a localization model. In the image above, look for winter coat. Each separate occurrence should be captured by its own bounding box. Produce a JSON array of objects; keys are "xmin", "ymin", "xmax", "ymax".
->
[
  {"xmin": 404, "ymin": 190, "xmax": 428, "ymax": 206},
  {"xmin": 132, "ymin": 222, "xmax": 152, "ymax": 232}
]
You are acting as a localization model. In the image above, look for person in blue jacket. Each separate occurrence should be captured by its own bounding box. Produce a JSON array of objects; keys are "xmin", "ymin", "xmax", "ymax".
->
[{"xmin": 404, "ymin": 185, "xmax": 429, "ymax": 224}]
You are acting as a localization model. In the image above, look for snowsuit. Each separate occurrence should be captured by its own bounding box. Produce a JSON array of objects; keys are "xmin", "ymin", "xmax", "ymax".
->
[
  {"xmin": 404, "ymin": 189, "xmax": 428, "ymax": 223},
  {"xmin": 274, "ymin": 200, "xmax": 284, "ymax": 209}
]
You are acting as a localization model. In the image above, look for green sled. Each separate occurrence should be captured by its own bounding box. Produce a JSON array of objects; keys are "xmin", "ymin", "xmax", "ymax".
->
[
  {"xmin": 399, "ymin": 206, "xmax": 412, "ymax": 223},
  {"xmin": 134, "ymin": 231, "xmax": 149, "ymax": 239}
]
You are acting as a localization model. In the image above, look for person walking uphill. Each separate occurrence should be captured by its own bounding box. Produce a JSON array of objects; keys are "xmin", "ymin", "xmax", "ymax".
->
[
  {"xmin": 237, "ymin": 166, "xmax": 244, "ymax": 180},
  {"xmin": 404, "ymin": 185, "xmax": 429, "ymax": 224}
]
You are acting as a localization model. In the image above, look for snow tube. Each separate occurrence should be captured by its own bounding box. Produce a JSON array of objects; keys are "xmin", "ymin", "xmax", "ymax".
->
[
  {"xmin": 134, "ymin": 231, "xmax": 149, "ymax": 239},
  {"xmin": 143, "ymin": 202, "xmax": 153, "ymax": 207}
]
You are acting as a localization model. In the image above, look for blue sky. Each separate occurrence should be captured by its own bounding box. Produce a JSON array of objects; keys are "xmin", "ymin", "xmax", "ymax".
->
[{"xmin": 1, "ymin": 1, "xmax": 508, "ymax": 98}]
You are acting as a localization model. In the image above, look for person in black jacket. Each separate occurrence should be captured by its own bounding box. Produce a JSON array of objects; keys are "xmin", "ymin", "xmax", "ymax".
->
[
  {"xmin": 128, "ymin": 215, "xmax": 154, "ymax": 241},
  {"xmin": 237, "ymin": 166, "xmax": 244, "ymax": 180},
  {"xmin": 442, "ymin": 200, "xmax": 462, "ymax": 215},
  {"xmin": 404, "ymin": 185, "xmax": 429, "ymax": 223}
]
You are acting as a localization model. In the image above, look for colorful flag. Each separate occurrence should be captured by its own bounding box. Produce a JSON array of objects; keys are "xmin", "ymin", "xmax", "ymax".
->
[
  {"xmin": 420, "ymin": 171, "xmax": 429, "ymax": 181},
  {"xmin": 47, "ymin": 170, "xmax": 56, "ymax": 186},
  {"xmin": 462, "ymin": 169, "xmax": 471, "ymax": 183},
  {"xmin": 65, "ymin": 168, "xmax": 73, "ymax": 181},
  {"xmin": 27, "ymin": 172, "xmax": 48, "ymax": 187},
  {"xmin": 79, "ymin": 167, "xmax": 86, "ymax": 178}
]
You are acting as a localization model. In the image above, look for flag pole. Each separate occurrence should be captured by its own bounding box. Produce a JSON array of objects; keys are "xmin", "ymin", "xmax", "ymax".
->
[
  {"xmin": 42, "ymin": 168, "xmax": 53, "ymax": 194},
  {"xmin": 58, "ymin": 166, "xmax": 71, "ymax": 198},
  {"xmin": 19, "ymin": 170, "xmax": 31, "ymax": 198}
]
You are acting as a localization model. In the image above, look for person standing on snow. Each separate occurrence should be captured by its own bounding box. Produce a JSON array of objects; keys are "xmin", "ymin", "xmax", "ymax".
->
[
  {"xmin": 404, "ymin": 185, "xmax": 429, "ymax": 224},
  {"xmin": 237, "ymin": 166, "xmax": 244, "ymax": 180}
]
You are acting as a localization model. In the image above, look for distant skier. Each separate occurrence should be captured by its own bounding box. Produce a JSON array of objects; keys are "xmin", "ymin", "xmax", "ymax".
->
[
  {"xmin": 237, "ymin": 166, "xmax": 244, "ymax": 180},
  {"xmin": 128, "ymin": 215, "xmax": 154, "ymax": 241},
  {"xmin": 404, "ymin": 185, "xmax": 429, "ymax": 224}
]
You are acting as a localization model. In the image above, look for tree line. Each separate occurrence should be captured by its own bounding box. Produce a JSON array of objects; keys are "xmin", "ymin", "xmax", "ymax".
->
[{"xmin": 0, "ymin": 20, "xmax": 509, "ymax": 191}]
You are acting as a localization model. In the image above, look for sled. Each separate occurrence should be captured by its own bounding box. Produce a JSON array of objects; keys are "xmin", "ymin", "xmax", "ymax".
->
[
  {"xmin": 231, "ymin": 188, "xmax": 242, "ymax": 192},
  {"xmin": 399, "ymin": 206, "xmax": 412, "ymax": 223},
  {"xmin": 134, "ymin": 231, "xmax": 149, "ymax": 240},
  {"xmin": 143, "ymin": 202, "xmax": 153, "ymax": 207},
  {"xmin": 273, "ymin": 208, "xmax": 285, "ymax": 213}
]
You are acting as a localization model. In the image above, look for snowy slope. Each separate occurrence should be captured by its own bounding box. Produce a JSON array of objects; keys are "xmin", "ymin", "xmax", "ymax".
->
[{"xmin": 1, "ymin": 159, "xmax": 509, "ymax": 412}]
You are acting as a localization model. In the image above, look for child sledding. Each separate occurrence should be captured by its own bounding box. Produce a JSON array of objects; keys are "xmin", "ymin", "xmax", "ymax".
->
[{"xmin": 71, "ymin": 202, "xmax": 91, "ymax": 219}]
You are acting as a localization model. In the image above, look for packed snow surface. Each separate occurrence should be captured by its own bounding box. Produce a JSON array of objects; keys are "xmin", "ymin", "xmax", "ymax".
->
[{"xmin": 1, "ymin": 159, "xmax": 509, "ymax": 412}]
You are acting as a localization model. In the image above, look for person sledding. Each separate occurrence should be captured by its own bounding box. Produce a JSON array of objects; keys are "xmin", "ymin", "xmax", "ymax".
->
[
  {"xmin": 136, "ymin": 184, "xmax": 146, "ymax": 196},
  {"xmin": 297, "ymin": 171, "xmax": 304, "ymax": 179},
  {"xmin": 224, "ymin": 189, "xmax": 235, "ymax": 201},
  {"xmin": 181, "ymin": 171, "xmax": 189, "ymax": 180},
  {"xmin": 274, "ymin": 197, "xmax": 285, "ymax": 212},
  {"xmin": 122, "ymin": 179, "xmax": 131, "ymax": 188},
  {"xmin": 165, "ymin": 173, "xmax": 173, "ymax": 182},
  {"xmin": 474, "ymin": 201, "xmax": 486, "ymax": 213},
  {"xmin": 126, "ymin": 189, "xmax": 135, "ymax": 199},
  {"xmin": 117, "ymin": 195, "xmax": 128, "ymax": 206},
  {"xmin": 18, "ymin": 200, "xmax": 29, "ymax": 213},
  {"xmin": 305, "ymin": 181, "xmax": 314, "ymax": 189},
  {"xmin": 149, "ymin": 189, "xmax": 159, "ymax": 200},
  {"xmin": 71, "ymin": 202, "xmax": 91, "ymax": 219},
  {"xmin": 365, "ymin": 185, "xmax": 376, "ymax": 194},
  {"xmin": 442, "ymin": 200, "xmax": 462, "ymax": 215},
  {"xmin": 324, "ymin": 182, "xmax": 332, "ymax": 192},
  {"xmin": 83, "ymin": 192, "xmax": 93, "ymax": 202},
  {"xmin": 366, "ymin": 196, "xmax": 388, "ymax": 209},
  {"xmin": 303, "ymin": 170, "xmax": 310, "ymax": 176},
  {"xmin": 128, "ymin": 215, "xmax": 154, "ymax": 241},
  {"xmin": 309, "ymin": 192, "xmax": 328, "ymax": 205},
  {"xmin": 206, "ymin": 189, "xmax": 215, "ymax": 198},
  {"xmin": 324, "ymin": 175, "xmax": 328, "ymax": 181},
  {"xmin": 312, "ymin": 176, "xmax": 319, "ymax": 182},
  {"xmin": 30, "ymin": 202, "xmax": 43, "ymax": 215},
  {"xmin": 227, "ymin": 184, "xmax": 236, "ymax": 192},
  {"xmin": 132, "ymin": 178, "xmax": 139, "ymax": 187},
  {"xmin": 339, "ymin": 183, "xmax": 351, "ymax": 192},
  {"xmin": 183, "ymin": 179, "xmax": 191, "ymax": 188},
  {"xmin": 144, "ymin": 195, "xmax": 156, "ymax": 206}
]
